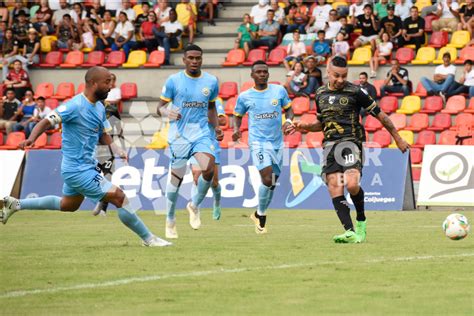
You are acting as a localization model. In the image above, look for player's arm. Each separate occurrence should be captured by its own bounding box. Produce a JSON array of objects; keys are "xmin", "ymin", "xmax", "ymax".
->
[
  {"xmin": 157, "ymin": 78, "xmax": 181, "ymax": 120},
  {"xmin": 18, "ymin": 115, "xmax": 54, "ymax": 149},
  {"xmin": 232, "ymin": 95, "xmax": 247, "ymax": 142},
  {"xmin": 208, "ymin": 100, "xmax": 224, "ymax": 141},
  {"xmin": 294, "ymin": 117, "xmax": 323, "ymax": 132},
  {"xmin": 376, "ymin": 111, "xmax": 409, "ymax": 152},
  {"xmin": 99, "ymin": 132, "xmax": 128, "ymax": 161}
]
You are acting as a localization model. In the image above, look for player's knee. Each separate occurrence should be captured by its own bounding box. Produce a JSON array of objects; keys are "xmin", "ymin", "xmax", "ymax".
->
[
  {"xmin": 261, "ymin": 175, "xmax": 274, "ymax": 187},
  {"xmin": 111, "ymin": 190, "xmax": 126, "ymax": 208},
  {"xmin": 60, "ymin": 202, "xmax": 79, "ymax": 212}
]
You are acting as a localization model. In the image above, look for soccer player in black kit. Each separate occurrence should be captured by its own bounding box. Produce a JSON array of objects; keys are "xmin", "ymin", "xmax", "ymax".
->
[{"xmin": 287, "ymin": 56, "xmax": 410, "ymax": 243}]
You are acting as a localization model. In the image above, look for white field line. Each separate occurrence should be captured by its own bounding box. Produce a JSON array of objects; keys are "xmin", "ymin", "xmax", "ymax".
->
[{"xmin": 1, "ymin": 253, "xmax": 474, "ymax": 299}]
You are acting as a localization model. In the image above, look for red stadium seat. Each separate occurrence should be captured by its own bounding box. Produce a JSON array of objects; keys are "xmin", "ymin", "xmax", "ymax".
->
[
  {"xmin": 405, "ymin": 113, "xmax": 429, "ymax": 132},
  {"xmin": 52, "ymin": 82, "xmax": 75, "ymax": 100},
  {"xmin": 0, "ymin": 133, "xmax": 3, "ymax": 145},
  {"xmin": 420, "ymin": 96, "xmax": 443, "ymax": 113},
  {"xmin": 292, "ymin": 97, "xmax": 310, "ymax": 115},
  {"xmin": 299, "ymin": 113, "xmax": 316, "ymax": 129},
  {"xmin": 0, "ymin": 132, "xmax": 25, "ymax": 150},
  {"xmin": 44, "ymin": 132, "xmax": 62, "ymax": 149},
  {"xmin": 242, "ymin": 49, "xmax": 266, "ymax": 66},
  {"xmin": 379, "ymin": 96, "xmax": 398, "ymax": 113},
  {"xmin": 305, "ymin": 132, "xmax": 324, "ymax": 147},
  {"xmin": 121, "ymin": 83, "xmax": 137, "ymax": 100},
  {"xmin": 59, "ymin": 51, "xmax": 84, "ymax": 68},
  {"xmin": 450, "ymin": 113, "xmax": 473, "ymax": 130},
  {"xmin": 240, "ymin": 115, "xmax": 248, "ymax": 131},
  {"xmin": 412, "ymin": 82, "xmax": 428, "ymax": 97},
  {"xmin": 395, "ymin": 47, "xmax": 415, "ymax": 64},
  {"xmin": 144, "ymin": 50, "xmax": 165, "ymax": 68},
  {"xmin": 219, "ymin": 130, "xmax": 233, "ymax": 149},
  {"xmin": 222, "ymin": 49, "xmax": 245, "ymax": 67},
  {"xmin": 427, "ymin": 113, "xmax": 451, "ymax": 131},
  {"xmin": 441, "ymin": 95, "xmax": 466, "ymax": 114},
  {"xmin": 30, "ymin": 133, "xmax": 47, "ymax": 149},
  {"xmin": 34, "ymin": 82, "xmax": 54, "ymax": 98},
  {"xmin": 389, "ymin": 113, "xmax": 406, "ymax": 130},
  {"xmin": 412, "ymin": 130, "xmax": 436, "ymax": 148},
  {"xmin": 410, "ymin": 147, "xmax": 423, "ymax": 164},
  {"xmin": 438, "ymin": 130, "xmax": 457, "ymax": 145},
  {"xmin": 45, "ymin": 98, "xmax": 59, "ymax": 109},
  {"xmin": 412, "ymin": 167, "xmax": 421, "ymax": 181},
  {"xmin": 428, "ymin": 31, "xmax": 449, "ymax": 48},
  {"xmin": 240, "ymin": 81, "xmax": 254, "ymax": 92},
  {"xmin": 224, "ymin": 97, "xmax": 236, "ymax": 115},
  {"xmin": 284, "ymin": 131, "xmax": 302, "ymax": 148},
  {"xmin": 81, "ymin": 51, "xmax": 105, "ymax": 67},
  {"xmin": 372, "ymin": 79, "xmax": 385, "ymax": 98},
  {"xmin": 218, "ymin": 82, "xmax": 238, "ymax": 99},
  {"xmin": 76, "ymin": 83, "xmax": 85, "ymax": 94},
  {"xmin": 424, "ymin": 14, "xmax": 439, "ymax": 32},
  {"xmin": 39, "ymin": 51, "xmax": 63, "ymax": 68},
  {"xmin": 364, "ymin": 115, "xmax": 383, "ymax": 132},
  {"xmin": 267, "ymin": 47, "xmax": 287, "ymax": 65},
  {"xmin": 366, "ymin": 129, "xmax": 391, "ymax": 148},
  {"xmin": 103, "ymin": 51, "xmax": 126, "ymax": 68},
  {"xmin": 465, "ymin": 98, "xmax": 474, "ymax": 113},
  {"xmin": 455, "ymin": 46, "xmax": 474, "ymax": 65}
]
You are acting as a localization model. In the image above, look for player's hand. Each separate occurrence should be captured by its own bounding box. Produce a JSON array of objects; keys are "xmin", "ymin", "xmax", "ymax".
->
[
  {"xmin": 167, "ymin": 108, "xmax": 181, "ymax": 121},
  {"xmin": 215, "ymin": 127, "xmax": 224, "ymax": 141},
  {"xmin": 395, "ymin": 137, "xmax": 410, "ymax": 153},
  {"xmin": 18, "ymin": 139, "xmax": 34, "ymax": 150},
  {"xmin": 283, "ymin": 121, "xmax": 295, "ymax": 135},
  {"xmin": 293, "ymin": 121, "xmax": 308, "ymax": 132},
  {"xmin": 232, "ymin": 130, "xmax": 241, "ymax": 142}
]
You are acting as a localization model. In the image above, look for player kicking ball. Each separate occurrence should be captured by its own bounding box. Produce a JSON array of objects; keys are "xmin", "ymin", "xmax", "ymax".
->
[
  {"xmin": 156, "ymin": 44, "xmax": 223, "ymax": 239},
  {"xmin": 189, "ymin": 97, "xmax": 227, "ymax": 220},
  {"xmin": 1, "ymin": 67, "xmax": 171, "ymax": 247},
  {"xmin": 287, "ymin": 56, "xmax": 409, "ymax": 243},
  {"xmin": 233, "ymin": 60, "xmax": 294, "ymax": 234}
]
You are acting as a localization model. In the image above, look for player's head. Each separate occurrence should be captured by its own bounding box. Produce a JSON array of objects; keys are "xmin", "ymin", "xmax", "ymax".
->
[
  {"xmin": 183, "ymin": 44, "xmax": 203, "ymax": 75},
  {"xmin": 85, "ymin": 66, "xmax": 112, "ymax": 101},
  {"xmin": 327, "ymin": 56, "xmax": 348, "ymax": 90},
  {"xmin": 251, "ymin": 60, "xmax": 269, "ymax": 86},
  {"xmin": 359, "ymin": 72, "xmax": 368, "ymax": 85}
]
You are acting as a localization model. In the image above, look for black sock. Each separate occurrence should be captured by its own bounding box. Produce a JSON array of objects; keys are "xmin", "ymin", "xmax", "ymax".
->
[
  {"xmin": 332, "ymin": 196, "xmax": 354, "ymax": 231},
  {"xmin": 350, "ymin": 188, "xmax": 366, "ymax": 222},
  {"xmin": 254, "ymin": 211, "xmax": 267, "ymax": 228}
]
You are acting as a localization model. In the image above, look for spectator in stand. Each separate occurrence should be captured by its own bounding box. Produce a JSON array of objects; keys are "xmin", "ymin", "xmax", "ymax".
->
[
  {"xmin": 234, "ymin": 13, "xmax": 257, "ymax": 57},
  {"xmin": 374, "ymin": 0, "xmax": 390, "ymax": 19},
  {"xmin": 338, "ymin": 15, "xmax": 353, "ymax": 41},
  {"xmin": 444, "ymin": 59, "xmax": 474, "ymax": 99},
  {"xmin": 112, "ymin": 12, "xmax": 136, "ymax": 59},
  {"xmin": 380, "ymin": 4, "xmax": 403, "ymax": 47},
  {"xmin": 54, "ymin": 14, "xmax": 75, "ymax": 50},
  {"xmin": 350, "ymin": 0, "xmax": 367, "ymax": 18},
  {"xmin": 420, "ymin": 52, "xmax": 456, "ymax": 96},
  {"xmin": 380, "ymin": 59, "xmax": 410, "ymax": 96},
  {"xmin": 432, "ymin": 0, "xmax": 459, "ymax": 33},
  {"xmin": 70, "ymin": 2, "xmax": 87, "ymax": 26},
  {"xmin": 369, "ymin": 32, "xmax": 393, "ymax": 78},
  {"xmin": 153, "ymin": 9, "xmax": 183, "ymax": 65},
  {"xmin": 458, "ymin": 0, "xmax": 474, "ymax": 33},
  {"xmin": 104, "ymin": 73, "xmax": 123, "ymax": 140},
  {"xmin": 250, "ymin": 9, "xmax": 279, "ymax": 51},
  {"xmin": 117, "ymin": 0, "xmax": 136, "ymax": 23},
  {"xmin": 324, "ymin": 10, "xmax": 342, "ymax": 40},
  {"xmin": 48, "ymin": 0, "xmax": 62, "ymax": 11},
  {"xmin": 32, "ymin": 0, "xmax": 54, "ymax": 36},
  {"xmin": 95, "ymin": 10, "xmax": 115, "ymax": 51},
  {"xmin": 303, "ymin": 56, "xmax": 323, "ymax": 95},
  {"xmin": 0, "ymin": 2, "xmax": 8, "ymax": 23},
  {"xmin": 73, "ymin": 21, "xmax": 95, "ymax": 51},
  {"xmin": 285, "ymin": 61, "xmax": 308, "ymax": 96},
  {"xmin": 25, "ymin": 96, "xmax": 51, "ymax": 138},
  {"xmin": 0, "ymin": 21, "xmax": 6, "ymax": 45},
  {"xmin": 311, "ymin": 30, "xmax": 331, "ymax": 64},
  {"xmin": 352, "ymin": 4, "xmax": 379, "ymax": 53},
  {"xmin": 197, "ymin": 0, "xmax": 216, "ymax": 26},
  {"xmin": 401, "ymin": 6, "xmax": 425, "ymax": 51},
  {"xmin": 4, "ymin": 59, "xmax": 30, "ymax": 99},
  {"xmin": 101, "ymin": 0, "xmax": 122, "ymax": 14},
  {"xmin": 283, "ymin": 30, "xmax": 306, "ymax": 71},
  {"xmin": 52, "ymin": 0, "xmax": 70, "ymax": 27},
  {"xmin": 135, "ymin": 2, "xmax": 151, "ymax": 32},
  {"xmin": 11, "ymin": 11, "xmax": 29, "ymax": 47},
  {"xmin": 12, "ymin": 89, "xmax": 36, "ymax": 134},
  {"xmin": 9, "ymin": 0, "xmax": 29, "ymax": 28},
  {"xmin": 22, "ymin": 28, "xmax": 40, "ymax": 65},
  {"xmin": 154, "ymin": 0, "xmax": 171, "ymax": 24},
  {"xmin": 139, "ymin": 12, "xmax": 159, "ymax": 52},
  {"xmin": 1, "ymin": 30, "xmax": 29, "ymax": 79},
  {"xmin": 286, "ymin": 0, "xmax": 309, "ymax": 34},
  {"xmin": 176, "ymin": 0, "xmax": 197, "ymax": 45},
  {"xmin": 0, "ymin": 89, "xmax": 22, "ymax": 134},
  {"xmin": 358, "ymin": 72, "xmax": 378, "ymax": 100},
  {"xmin": 270, "ymin": 0, "xmax": 285, "ymax": 26},
  {"xmin": 250, "ymin": 0, "xmax": 270, "ymax": 25},
  {"xmin": 395, "ymin": 0, "xmax": 412, "ymax": 21},
  {"xmin": 332, "ymin": 31, "xmax": 349, "ymax": 58},
  {"xmin": 307, "ymin": 0, "xmax": 332, "ymax": 33},
  {"xmin": 86, "ymin": 0, "xmax": 105, "ymax": 31}
]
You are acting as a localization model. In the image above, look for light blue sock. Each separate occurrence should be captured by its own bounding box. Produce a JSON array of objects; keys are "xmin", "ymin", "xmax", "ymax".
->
[
  {"xmin": 117, "ymin": 207, "xmax": 152, "ymax": 241},
  {"xmin": 265, "ymin": 187, "xmax": 275, "ymax": 210},
  {"xmin": 212, "ymin": 184, "xmax": 221, "ymax": 208},
  {"xmin": 166, "ymin": 182, "xmax": 179, "ymax": 221},
  {"xmin": 257, "ymin": 184, "xmax": 272, "ymax": 216},
  {"xmin": 19, "ymin": 196, "xmax": 61, "ymax": 210},
  {"xmin": 192, "ymin": 175, "xmax": 211, "ymax": 207}
]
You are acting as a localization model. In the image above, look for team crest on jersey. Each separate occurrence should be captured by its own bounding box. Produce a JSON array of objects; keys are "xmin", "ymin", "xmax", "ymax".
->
[
  {"xmin": 271, "ymin": 99, "xmax": 278, "ymax": 106},
  {"xmin": 202, "ymin": 87, "xmax": 210, "ymax": 96},
  {"xmin": 339, "ymin": 97, "xmax": 348, "ymax": 105},
  {"xmin": 329, "ymin": 96, "xmax": 336, "ymax": 104}
]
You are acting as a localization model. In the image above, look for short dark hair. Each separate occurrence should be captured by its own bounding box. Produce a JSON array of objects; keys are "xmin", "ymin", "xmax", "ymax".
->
[
  {"xmin": 443, "ymin": 52, "xmax": 451, "ymax": 59},
  {"xmin": 251, "ymin": 60, "xmax": 268, "ymax": 71},
  {"xmin": 5, "ymin": 87, "xmax": 15, "ymax": 94},
  {"xmin": 359, "ymin": 72, "xmax": 368, "ymax": 78},
  {"xmin": 63, "ymin": 13, "xmax": 71, "ymax": 19},
  {"xmin": 317, "ymin": 30, "xmax": 325, "ymax": 35},
  {"xmin": 267, "ymin": 9, "xmax": 275, "ymax": 14},
  {"xmin": 12, "ymin": 59, "xmax": 21, "ymax": 64},
  {"xmin": 364, "ymin": 4, "xmax": 373, "ymax": 10},
  {"xmin": 36, "ymin": 96, "xmax": 45, "ymax": 101},
  {"xmin": 464, "ymin": 59, "xmax": 473, "ymax": 65},
  {"xmin": 184, "ymin": 44, "xmax": 203, "ymax": 54},
  {"xmin": 410, "ymin": 6, "xmax": 418, "ymax": 11},
  {"xmin": 331, "ymin": 56, "xmax": 347, "ymax": 68}
]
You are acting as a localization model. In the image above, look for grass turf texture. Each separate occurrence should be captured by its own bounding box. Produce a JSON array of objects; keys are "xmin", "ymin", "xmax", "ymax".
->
[{"xmin": 0, "ymin": 210, "xmax": 473, "ymax": 315}]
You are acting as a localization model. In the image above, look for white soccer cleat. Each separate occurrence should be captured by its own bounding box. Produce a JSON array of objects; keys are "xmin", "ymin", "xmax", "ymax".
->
[
  {"xmin": 142, "ymin": 235, "xmax": 172, "ymax": 247},
  {"xmin": 165, "ymin": 219, "xmax": 179, "ymax": 239},
  {"xmin": 186, "ymin": 201, "xmax": 201, "ymax": 230},
  {"xmin": 1, "ymin": 196, "xmax": 20, "ymax": 225}
]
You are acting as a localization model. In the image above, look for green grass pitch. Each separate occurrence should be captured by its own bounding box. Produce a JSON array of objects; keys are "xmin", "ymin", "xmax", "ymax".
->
[{"xmin": 0, "ymin": 210, "xmax": 473, "ymax": 315}]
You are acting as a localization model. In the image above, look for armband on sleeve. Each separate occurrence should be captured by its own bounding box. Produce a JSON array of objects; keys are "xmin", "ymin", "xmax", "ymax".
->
[{"xmin": 46, "ymin": 111, "xmax": 62, "ymax": 125}]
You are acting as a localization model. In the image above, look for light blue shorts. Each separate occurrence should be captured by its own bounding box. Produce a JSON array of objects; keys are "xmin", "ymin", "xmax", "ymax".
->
[
  {"xmin": 189, "ymin": 141, "xmax": 221, "ymax": 166},
  {"xmin": 62, "ymin": 167, "xmax": 113, "ymax": 202},
  {"xmin": 169, "ymin": 136, "xmax": 216, "ymax": 168},
  {"xmin": 250, "ymin": 142, "xmax": 283, "ymax": 176}
]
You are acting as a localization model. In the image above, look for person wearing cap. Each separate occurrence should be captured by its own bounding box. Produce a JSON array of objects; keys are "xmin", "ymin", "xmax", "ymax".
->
[
  {"xmin": 374, "ymin": 0, "xmax": 391, "ymax": 19},
  {"xmin": 22, "ymin": 28, "xmax": 40, "ymax": 65},
  {"xmin": 11, "ymin": 10, "xmax": 29, "ymax": 47},
  {"xmin": 379, "ymin": 4, "xmax": 403, "ymax": 46}
]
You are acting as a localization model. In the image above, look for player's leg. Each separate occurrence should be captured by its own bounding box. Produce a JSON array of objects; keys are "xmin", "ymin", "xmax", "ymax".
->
[
  {"xmin": 345, "ymin": 168, "xmax": 366, "ymax": 242},
  {"xmin": 165, "ymin": 165, "xmax": 187, "ymax": 239},
  {"xmin": 211, "ymin": 164, "xmax": 222, "ymax": 220}
]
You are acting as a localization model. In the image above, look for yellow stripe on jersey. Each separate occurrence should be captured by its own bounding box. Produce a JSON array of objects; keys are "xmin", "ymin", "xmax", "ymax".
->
[
  {"xmin": 233, "ymin": 112, "xmax": 244, "ymax": 117},
  {"xmin": 283, "ymin": 102, "xmax": 292, "ymax": 110},
  {"xmin": 160, "ymin": 96, "xmax": 171, "ymax": 102}
]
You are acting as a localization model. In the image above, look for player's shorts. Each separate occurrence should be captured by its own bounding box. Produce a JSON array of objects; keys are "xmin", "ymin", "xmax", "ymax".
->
[
  {"xmin": 250, "ymin": 142, "xmax": 283, "ymax": 176},
  {"xmin": 169, "ymin": 136, "xmax": 216, "ymax": 169},
  {"xmin": 62, "ymin": 166, "xmax": 113, "ymax": 202},
  {"xmin": 189, "ymin": 141, "xmax": 221, "ymax": 166},
  {"xmin": 321, "ymin": 140, "xmax": 363, "ymax": 180}
]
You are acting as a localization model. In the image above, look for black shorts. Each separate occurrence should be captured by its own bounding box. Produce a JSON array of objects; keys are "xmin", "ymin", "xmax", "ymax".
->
[{"xmin": 322, "ymin": 141, "xmax": 363, "ymax": 178}]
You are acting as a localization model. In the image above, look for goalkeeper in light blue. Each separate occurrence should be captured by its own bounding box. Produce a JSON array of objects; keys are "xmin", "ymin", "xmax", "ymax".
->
[
  {"xmin": 156, "ymin": 44, "xmax": 223, "ymax": 239},
  {"xmin": 1, "ymin": 67, "xmax": 171, "ymax": 247},
  {"xmin": 233, "ymin": 60, "xmax": 294, "ymax": 234}
]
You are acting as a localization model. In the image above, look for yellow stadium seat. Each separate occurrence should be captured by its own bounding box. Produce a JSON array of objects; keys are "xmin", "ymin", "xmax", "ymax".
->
[
  {"xmin": 433, "ymin": 46, "xmax": 457, "ymax": 64},
  {"xmin": 40, "ymin": 35, "xmax": 57, "ymax": 53},
  {"xmin": 171, "ymin": 40, "xmax": 183, "ymax": 52},
  {"xmin": 122, "ymin": 50, "xmax": 147, "ymax": 68},
  {"xmin": 347, "ymin": 47, "xmax": 372, "ymax": 65},
  {"xmin": 146, "ymin": 124, "xmax": 169, "ymax": 149},
  {"xmin": 411, "ymin": 47, "xmax": 436, "ymax": 64},
  {"xmin": 332, "ymin": 2, "xmax": 348, "ymax": 9},
  {"xmin": 397, "ymin": 96, "xmax": 421, "ymax": 114},
  {"xmin": 389, "ymin": 130, "xmax": 414, "ymax": 148},
  {"xmin": 133, "ymin": 4, "xmax": 144, "ymax": 17},
  {"xmin": 415, "ymin": 0, "xmax": 432, "ymax": 11},
  {"xmin": 447, "ymin": 30, "xmax": 471, "ymax": 48}
]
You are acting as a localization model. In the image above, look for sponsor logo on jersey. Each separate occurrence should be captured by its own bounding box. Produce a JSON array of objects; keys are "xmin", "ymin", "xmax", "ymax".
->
[
  {"xmin": 254, "ymin": 111, "xmax": 279, "ymax": 120},
  {"xmin": 182, "ymin": 101, "xmax": 206, "ymax": 108}
]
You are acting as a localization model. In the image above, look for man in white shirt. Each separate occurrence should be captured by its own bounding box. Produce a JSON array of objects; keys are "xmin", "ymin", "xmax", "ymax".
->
[
  {"xmin": 350, "ymin": 0, "xmax": 367, "ymax": 17},
  {"xmin": 52, "ymin": 0, "xmax": 70, "ymax": 26},
  {"xmin": 250, "ymin": 0, "xmax": 271, "ymax": 25},
  {"xmin": 101, "ymin": 0, "xmax": 122, "ymax": 12},
  {"xmin": 116, "ymin": 0, "xmax": 136, "ymax": 22},
  {"xmin": 432, "ymin": 0, "xmax": 459, "ymax": 32},
  {"xmin": 444, "ymin": 59, "xmax": 474, "ymax": 99},
  {"xmin": 307, "ymin": 0, "xmax": 332, "ymax": 32},
  {"xmin": 420, "ymin": 52, "xmax": 456, "ymax": 95},
  {"xmin": 153, "ymin": 9, "xmax": 183, "ymax": 65},
  {"xmin": 324, "ymin": 9, "xmax": 342, "ymax": 40},
  {"xmin": 395, "ymin": 0, "xmax": 413, "ymax": 20}
]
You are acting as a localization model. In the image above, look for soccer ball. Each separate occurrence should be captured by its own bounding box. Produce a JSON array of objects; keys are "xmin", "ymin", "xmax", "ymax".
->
[{"xmin": 442, "ymin": 213, "xmax": 470, "ymax": 240}]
